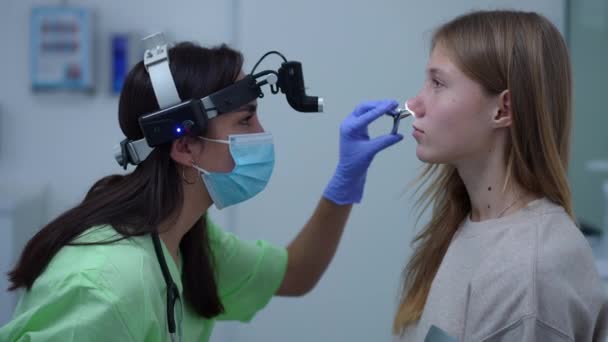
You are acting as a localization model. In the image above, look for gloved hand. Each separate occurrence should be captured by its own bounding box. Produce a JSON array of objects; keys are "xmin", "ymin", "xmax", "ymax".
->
[{"xmin": 323, "ymin": 100, "xmax": 404, "ymax": 205}]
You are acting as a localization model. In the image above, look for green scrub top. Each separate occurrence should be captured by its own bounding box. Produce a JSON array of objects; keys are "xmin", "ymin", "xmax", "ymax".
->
[{"xmin": 0, "ymin": 218, "xmax": 288, "ymax": 341}]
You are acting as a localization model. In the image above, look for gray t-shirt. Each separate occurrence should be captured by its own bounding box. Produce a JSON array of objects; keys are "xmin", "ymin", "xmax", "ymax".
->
[{"xmin": 397, "ymin": 198, "xmax": 608, "ymax": 342}]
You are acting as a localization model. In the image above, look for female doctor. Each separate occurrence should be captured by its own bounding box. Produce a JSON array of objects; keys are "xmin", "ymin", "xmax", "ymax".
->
[{"xmin": 0, "ymin": 42, "xmax": 403, "ymax": 341}]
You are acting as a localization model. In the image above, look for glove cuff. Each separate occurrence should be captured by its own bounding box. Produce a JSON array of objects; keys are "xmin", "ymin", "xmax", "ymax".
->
[{"xmin": 322, "ymin": 170, "xmax": 366, "ymax": 205}]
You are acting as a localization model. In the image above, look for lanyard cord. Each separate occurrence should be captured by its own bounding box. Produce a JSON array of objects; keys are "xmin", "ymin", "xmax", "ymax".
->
[{"xmin": 151, "ymin": 232, "xmax": 180, "ymax": 335}]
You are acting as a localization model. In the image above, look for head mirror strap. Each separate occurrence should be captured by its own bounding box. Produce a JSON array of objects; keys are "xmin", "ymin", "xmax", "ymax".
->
[
  {"xmin": 113, "ymin": 138, "xmax": 154, "ymax": 168},
  {"xmin": 199, "ymin": 73, "xmax": 275, "ymax": 119},
  {"xmin": 127, "ymin": 138, "xmax": 154, "ymax": 164},
  {"xmin": 143, "ymin": 33, "xmax": 181, "ymax": 109}
]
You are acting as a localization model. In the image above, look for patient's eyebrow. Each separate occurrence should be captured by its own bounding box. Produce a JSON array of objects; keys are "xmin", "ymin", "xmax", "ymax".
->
[{"xmin": 428, "ymin": 67, "xmax": 445, "ymax": 76}]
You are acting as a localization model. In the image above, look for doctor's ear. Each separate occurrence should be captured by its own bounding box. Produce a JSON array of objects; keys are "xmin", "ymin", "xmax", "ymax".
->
[
  {"xmin": 492, "ymin": 90, "xmax": 512, "ymax": 128},
  {"xmin": 170, "ymin": 136, "xmax": 202, "ymax": 167}
]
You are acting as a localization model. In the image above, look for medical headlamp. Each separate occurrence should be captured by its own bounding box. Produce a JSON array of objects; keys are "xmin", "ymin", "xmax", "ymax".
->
[{"xmin": 114, "ymin": 33, "xmax": 323, "ymax": 169}]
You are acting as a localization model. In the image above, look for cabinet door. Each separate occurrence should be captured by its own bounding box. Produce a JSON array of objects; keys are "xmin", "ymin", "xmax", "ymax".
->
[{"xmin": 568, "ymin": 0, "xmax": 608, "ymax": 231}]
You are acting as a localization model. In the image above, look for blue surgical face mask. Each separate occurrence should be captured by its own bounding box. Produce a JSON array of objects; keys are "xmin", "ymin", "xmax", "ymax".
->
[{"xmin": 192, "ymin": 132, "xmax": 275, "ymax": 209}]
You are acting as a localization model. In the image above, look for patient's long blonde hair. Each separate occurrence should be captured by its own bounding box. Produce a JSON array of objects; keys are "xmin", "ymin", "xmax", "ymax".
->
[{"xmin": 393, "ymin": 10, "xmax": 574, "ymax": 334}]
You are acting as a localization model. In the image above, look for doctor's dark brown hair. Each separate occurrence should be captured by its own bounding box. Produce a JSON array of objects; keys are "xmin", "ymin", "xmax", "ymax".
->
[{"xmin": 8, "ymin": 42, "xmax": 245, "ymax": 318}]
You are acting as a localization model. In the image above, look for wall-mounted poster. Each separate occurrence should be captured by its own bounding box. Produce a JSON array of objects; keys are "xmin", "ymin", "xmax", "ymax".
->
[{"xmin": 30, "ymin": 7, "xmax": 94, "ymax": 91}]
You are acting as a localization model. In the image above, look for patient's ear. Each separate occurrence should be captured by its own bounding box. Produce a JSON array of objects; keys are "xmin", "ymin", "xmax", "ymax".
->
[{"xmin": 492, "ymin": 90, "xmax": 512, "ymax": 128}]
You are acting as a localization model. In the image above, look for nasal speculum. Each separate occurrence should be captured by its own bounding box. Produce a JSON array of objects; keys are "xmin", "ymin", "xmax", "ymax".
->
[{"xmin": 387, "ymin": 102, "xmax": 416, "ymax": 134}]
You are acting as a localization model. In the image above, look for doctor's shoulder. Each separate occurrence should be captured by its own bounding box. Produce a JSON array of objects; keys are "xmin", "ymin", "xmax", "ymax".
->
[
  {"xmin": 2, "ymin": 225, "xmax": 165, "ymax": 341},
  {"xmin": 20, "ymin": 225, "xmax": 164, "ymax": 314},
  {"xmin": 70, "ymin": 225, "xmax": 166, "ymax": 291},
  {"xmin": 25, "ymin": 224, "xmax": 161, "ymax": 297}
]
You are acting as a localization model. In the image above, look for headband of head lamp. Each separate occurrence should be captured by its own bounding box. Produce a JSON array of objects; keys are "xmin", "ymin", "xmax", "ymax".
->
[{"xmin": 114, "ymin": 32, "xmax": 323, "ymax": 169}]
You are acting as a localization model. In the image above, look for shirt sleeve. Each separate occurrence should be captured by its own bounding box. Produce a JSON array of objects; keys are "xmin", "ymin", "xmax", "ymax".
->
[
  {"xmin": 207, "ymin": 218, "xmax": 288, "ymax": 322},
  {"xmin": 0, "ymin": 272, "xmax": 136, "ymax": 342}
]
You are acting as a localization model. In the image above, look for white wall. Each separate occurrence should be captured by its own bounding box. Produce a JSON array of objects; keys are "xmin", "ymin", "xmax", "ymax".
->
[{"xmin": 0, "ymin": 0, "xmax": 564, "ymax": 341}]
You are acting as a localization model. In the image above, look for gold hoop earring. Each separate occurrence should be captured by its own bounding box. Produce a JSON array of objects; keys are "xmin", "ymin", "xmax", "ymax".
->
[{"xmin": 181, "ymin": 167, "xmax": 197, "ymax": 185}]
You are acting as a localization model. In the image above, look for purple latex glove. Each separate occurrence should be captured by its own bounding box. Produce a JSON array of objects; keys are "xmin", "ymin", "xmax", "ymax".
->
[{"xmin": 323, "ymin": 100, "xmax": 404, "ymax": 205}]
